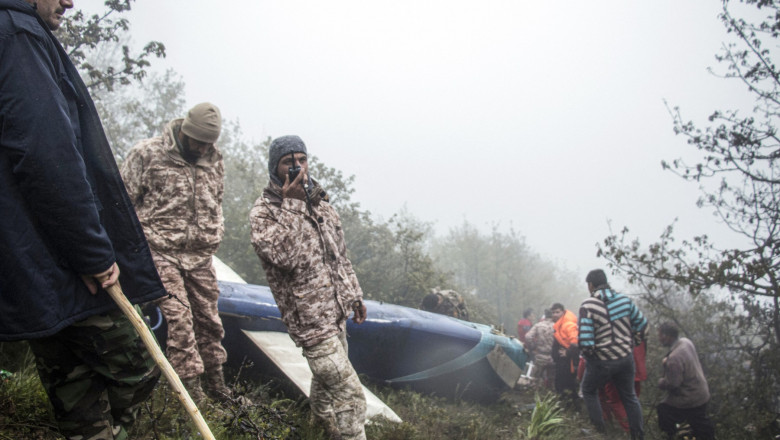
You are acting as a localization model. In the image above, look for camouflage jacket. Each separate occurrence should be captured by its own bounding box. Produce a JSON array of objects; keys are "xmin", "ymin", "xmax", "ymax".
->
[
  {"xmin": 524, "ymin": 319, "xmax": 555, "ymax": 366},
  {"xmin": 250, "ymin": 183, "xmax": 363, "ymax": 348},
  {"xmin": 121, "ymin": 119, "xmax": 224, "ymax": 270},
  {"xmin": 427, "ymin": 289, "xmax": 469, "ymax": 321}
]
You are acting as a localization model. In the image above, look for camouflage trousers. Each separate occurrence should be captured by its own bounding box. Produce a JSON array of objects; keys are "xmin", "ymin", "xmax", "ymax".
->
[
  {"xmin": 153, "ymin": 254, "xmax": 227, "ymax": 379},
  {"xmin": 28, "ymin": 307, "xmax": 161, "ymax": 440},
  {"xmin": 303, "ymin": 331, "xmax": 366, "ymax": 440}
]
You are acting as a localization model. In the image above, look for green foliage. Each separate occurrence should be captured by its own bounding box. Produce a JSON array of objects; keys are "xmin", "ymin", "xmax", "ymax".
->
[
  {"xmin": 131, "ymin": 381, "xmax": 300, "ymax": 440},
  {"xmin": 0, "ymin": 342, "xmax": 59, "ymax": 440},
  {"xmin": 0, "ymin": 343, "xmax": 597, "ymax": 440},
  {"xmin": 334, "ymin": 183, "xmax": 453, "ymax": 308},
  {"xmin": 97, "ymin": 373, "xmax": 306, "ymax": 439},
  {"xmin": 658, "ymin": 0, "xmax": 780, "ymax": 347},
  {"xmin": 368, "ymin": 386, "xmax": 520, "ymax": 440},
  {"xmin": 56, "ymin": 0, "xmax": 165, "ymax": 91},
  {"xmin": 600, "ymin": 225, "xmax": 778, "ymax": 438},
  {"xmin": 98, "ymin": 69, "xmax": 187, "ymax": 162},
  {"xmin": 307, "ymin": 156, "xmax": 357, "ymax": 212},
  {"xmin": 431, "ymin": 221, "xmax": 582, "ymax": 335},
  {"xmin": 59, "ymin": 2, "xmax": 181, "ymax": 161},
  {"xmin": 523, "ymin": 392, "xmax": 564, "ymax": 439},
  {"xmin": 0, "ymin": 344, "xmax": 304, "ymax": 440},
  {"xmin": 216, "ymin": 127, "xmax": 271, "ymax": 285},
  {"xmin": 347, "ymin": 211, "xmax": 448, "ymax": 307}
]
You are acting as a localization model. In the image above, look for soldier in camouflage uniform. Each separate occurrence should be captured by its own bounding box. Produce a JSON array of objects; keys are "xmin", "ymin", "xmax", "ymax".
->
[
  {"xmin": 250, "ymin": 135, "xmax": 368, "ymax": 440},
  {"xmin": 524, "ymin": 309, "xmax": 556, "ymax": 389},
  {"xmin": 121, "ymin": 103, "xmax": 231, "ymax": 403},
  {"xmin": 28, "ymin": 307, "xmax": 160, "ymax": 440},
  {"xmin": 420, "ymin": 287, "xmax": 470, "ymax": 321},
  {"xmin": 0, "ymin": 1, "xmax": 167, "ymax": 438}
]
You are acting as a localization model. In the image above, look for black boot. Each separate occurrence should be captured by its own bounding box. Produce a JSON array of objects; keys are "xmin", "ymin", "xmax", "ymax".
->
[
  {"xmin": 203, "ymin": 364, "xmax": 233, "ymax": 403},
  {"xmin": 181, "ymin": 376, "xmax": 207, "ymax": 404}
]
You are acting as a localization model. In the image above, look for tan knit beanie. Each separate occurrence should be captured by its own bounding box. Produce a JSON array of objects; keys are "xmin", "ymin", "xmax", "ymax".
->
[{"xmin": 181, "ymin": 102, "xmax": 222, "ymax": 143}]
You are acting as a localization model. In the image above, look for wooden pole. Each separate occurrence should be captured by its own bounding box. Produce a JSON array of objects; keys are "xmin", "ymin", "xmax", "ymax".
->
[{"xmin": 102, "ymin": 280, "xmax": 216, "ymax": 440}]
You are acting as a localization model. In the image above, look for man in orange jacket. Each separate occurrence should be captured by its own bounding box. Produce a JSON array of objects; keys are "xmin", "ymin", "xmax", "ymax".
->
[{"xmin": 551, "ymin": 302, "xmax": 579, "ymax": 408}]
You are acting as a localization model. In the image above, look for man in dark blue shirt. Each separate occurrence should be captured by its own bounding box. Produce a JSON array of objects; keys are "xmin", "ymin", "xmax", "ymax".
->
[{"xmin": 0, "ymin": 1, "xmax": 166, "ymax": 437}]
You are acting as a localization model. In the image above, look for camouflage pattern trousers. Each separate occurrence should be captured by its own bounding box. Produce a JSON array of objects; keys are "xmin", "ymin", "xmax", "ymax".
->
[
  {"xmin": 154, "ymin": 255, "xmax": 227, "ymax": 379},
  {"xmin": 28, "ymin": 307, "xmax": 160, "ymax": 440},
  {"xmin": 303, "ymin": 331, "xmax": 367, "ymax": 440}
]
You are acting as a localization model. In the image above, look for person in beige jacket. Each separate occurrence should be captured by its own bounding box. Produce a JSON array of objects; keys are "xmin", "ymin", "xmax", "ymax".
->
[{"xmin": 121, "ymin": 103, "xmax": 231, "ymax": 403}]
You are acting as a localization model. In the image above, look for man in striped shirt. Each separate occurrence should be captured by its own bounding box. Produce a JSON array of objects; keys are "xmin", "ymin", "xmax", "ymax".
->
[{"xmin": 578, "ymin": 269, "xmax": 648, "ymax": 440}]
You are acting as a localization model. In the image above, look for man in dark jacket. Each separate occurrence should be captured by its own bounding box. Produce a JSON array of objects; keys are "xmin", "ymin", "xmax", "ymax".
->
[
  {"xmin": 657, "ymin": 322, "xmax": 715, "ymax": 440},
  {"xmin": 0, "ymin": 0, "xmax": 166, "ymax": 438}
]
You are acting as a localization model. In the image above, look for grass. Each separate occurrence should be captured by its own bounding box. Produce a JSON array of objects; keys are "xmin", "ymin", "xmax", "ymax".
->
[
  {"xmin": 524, "ymin": 392, "xmax": 565, "ymax": 439},
  {"xmin": 0, "ymin": 342, "xmax": 58, "ymax": 440},
  {"xmin": 1, "ymin": 341, "xmax": 629, "ymax": 440}
]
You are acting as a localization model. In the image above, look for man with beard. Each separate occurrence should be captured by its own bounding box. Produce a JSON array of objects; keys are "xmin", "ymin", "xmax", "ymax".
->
[
  {"xmin": 250, "ymin": 135, "xmax": 368, "ymax": 440},
  {"xmin": 0, "ymin": 0, "xmax": 166, "ymax": 438},
  {"xmin": 121, "ymin": 103, "xmax": 232, "ymax": 403}
]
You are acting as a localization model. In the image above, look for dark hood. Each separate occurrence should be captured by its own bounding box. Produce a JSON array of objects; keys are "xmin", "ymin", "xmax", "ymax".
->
[{"xmin": 1, "ymin": 0, "xmax": 38, "ymax": 16}]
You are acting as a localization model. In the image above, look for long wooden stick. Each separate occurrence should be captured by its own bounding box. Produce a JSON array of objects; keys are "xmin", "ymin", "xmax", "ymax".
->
[{"xmin": 102, "ymin": 280, "xmax": 216, "ymax": 440}]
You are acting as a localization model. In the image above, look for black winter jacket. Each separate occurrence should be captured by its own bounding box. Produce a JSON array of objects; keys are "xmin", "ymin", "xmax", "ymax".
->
[{"xmin": 0, "ymin": 0, "xmax": 165, "ymax": 340}]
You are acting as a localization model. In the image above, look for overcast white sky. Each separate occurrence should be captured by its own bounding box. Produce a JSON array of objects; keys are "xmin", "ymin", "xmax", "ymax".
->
[{"xmin": 79, "ymin": 0, "xmax": 755, "ymax": 275}]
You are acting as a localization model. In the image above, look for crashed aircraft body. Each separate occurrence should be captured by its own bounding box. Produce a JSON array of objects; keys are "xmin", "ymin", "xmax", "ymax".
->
[{"xmin": 148, "ymin": 258, "xmax": 528, "ymax": 405}]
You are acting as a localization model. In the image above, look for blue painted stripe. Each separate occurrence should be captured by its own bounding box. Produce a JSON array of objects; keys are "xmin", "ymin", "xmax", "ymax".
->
[{"xmin": 387, "ymin": 332, "xmax": 496, "ymax": 383}]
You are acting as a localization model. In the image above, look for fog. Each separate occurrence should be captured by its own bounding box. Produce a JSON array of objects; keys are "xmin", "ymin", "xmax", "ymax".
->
[{"xmin": 80, "ymin": 0, "xmax": 754, "ymax": 274}]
